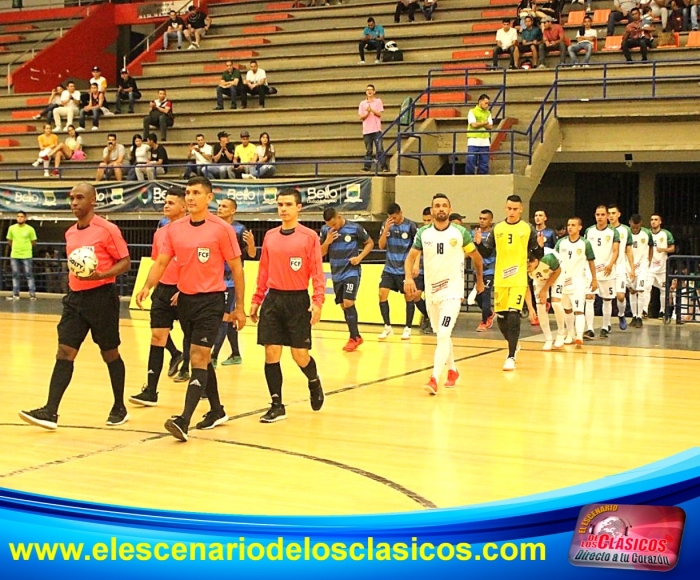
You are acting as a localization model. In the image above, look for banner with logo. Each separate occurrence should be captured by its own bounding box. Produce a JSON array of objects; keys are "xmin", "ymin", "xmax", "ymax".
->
[{"xmin": 0, "ymin": 178, "xmax": 371, "ymax": 214}]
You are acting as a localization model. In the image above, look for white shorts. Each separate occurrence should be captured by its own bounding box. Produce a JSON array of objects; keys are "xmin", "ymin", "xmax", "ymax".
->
[
  {"xmin": 561, "ymin": 290, "xmax": 586, "ymax": 312},
  {"xmin": 591, "ymin": 278, "xmax": 615, "ymax": 299},
  {"xmin": 427, "ymin": 298, "xmax": 462, "ymax": 337},
  {"xmin": 533, "ymin": 280, "xmax": 563, "ymax": 304},
  {"xmin": 628, "ymin": 269, "xmax": 647, "ymax": 292},
  {"xmin": 648, "ymin": 271, "xmax": 666, "ymax": 290},
  {"xmin": 615, "ymin": 275, "xmax": 628, "ymax": 294}
]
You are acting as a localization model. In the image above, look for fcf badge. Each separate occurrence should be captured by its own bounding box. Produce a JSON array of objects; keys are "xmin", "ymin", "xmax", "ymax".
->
[
  {"xmin": 197, "ymin": 248, "xmax": 210, "ymax": 263},
  {"xmin": 290, "ymin": 257, "xmax": 302, "ymax": 271}
]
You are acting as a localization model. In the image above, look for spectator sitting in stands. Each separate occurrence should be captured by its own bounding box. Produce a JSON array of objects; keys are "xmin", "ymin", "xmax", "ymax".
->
[
  {"xmin": 184, "ymin": 4, "xmax": 211, "ymax": 49},
  {"xmin": 608, "ymin": 0, "xmax": 641, "ymax": 37},
  {"xmin": 206, "ymin": 131, "xmax": 236, "ymax": 179},
  {"xmin": 514, "ymin": 15, "xmax": 542, "ymax": 68},
  {"xmin": 47, "ymin": 125, "xmax": 85, "ymax": 177},
  {"xmin": 145, "ymin": 133, "xmax": 168, "ymax": 179},
  {"xmin": 422, "ymin": 0, "xmax": 438, "ymax": 21},
  {"xmin": 250, "ymin": 132, "xmax": 276, "ymax": 178},
  {"xmin": 33, "ymin": 84, "xmax": 63, "ymax": 122},
  {"xmin": 163, "ymin": 9, "xmax": 185, "ymax": 50},
  {"xmin": 540, "ymin": 16, "xmax": 567, "ymax": 67},
  {"xmin": 142, "ymin": 89, "xmax": 174, "ymax": 142},
  {"xmin": 244, "ymin": 60, "xmax": 269, "ymax": 108},
  {"xmin": 233, "ymin": 130, "xmax": 257, "ymax": 179},
  {"xmin": 568, "ymin": 15, "xmax": 597, "ymax": 66},
  {"xmin": 666, "ymin": 0, "xmax": 686, "ymax": 31},
  {"xmin": 215, "ymin": 60, "xmax": 247, "ymax": 110},
  {"xmin": 31, "ymin": 123, "xmax": 59, "ymax": 178},
  {"xmin": 622, "ymin": 7, "xmax": 652, "ymax": 62},
  {"xmin": 395, "ymin": 0, "xmax": 419, "ymax": 23},
  {"xmin": 115, "ymin": 68, "xmax": 141, "ymax": 114},
  {"xmin": 127, "ymin": 134, "xmax": 151, "ymax": 181},
  {"xmin": 90, "ymin": 66, "xmax": 108, "ymax": 95},
  {"xmin": 568, "ymin": 0, "xmax": 592, "ymax": 14},
  {"xmin": 517, "ymin": 0, "xmax": 547, "ymax": 28},
  {"xmin": 358, "ymin": 16, "xmax": 385, "ymax": 64},
  {"xmin": 77, "ymin": 83, "xmax": 104, "ymax": 132},
  {"xmin": 640, "ymin": 0, "xmax": 668, "ymax": 30},
  {"xmin": 493, "ymin": 18, "xmax": 518, "ymax": 69},
  {"xmin": 52, "ymin": 81, "xmax": 80, "ymax": 132},
  {"xmin": 96, "ymin": 133, "xmax": 126, "ymax": 182},
  {"xmin": 183, "ymin": 134, "xmax": 213, "ymax": 178}
]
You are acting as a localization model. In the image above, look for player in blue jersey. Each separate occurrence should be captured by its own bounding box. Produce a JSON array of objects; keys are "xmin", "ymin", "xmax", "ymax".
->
[
  {"xmin": 212, "ymin": 199, "xmax": 256, "ymax": 366},
  {"xmin": 377, "ymin": 203, "xmax": 428, "ymax": 340},
  {"xmin": 533, "ymin": 209, "xmax": 557, "ymax": 249},
  {"xmin": 472, "ymin": 209, "xmax": 496, "ymax": 331},
  {"xmin": 320, "ymin": 208, "xmax": 374, "ymax": 352}
]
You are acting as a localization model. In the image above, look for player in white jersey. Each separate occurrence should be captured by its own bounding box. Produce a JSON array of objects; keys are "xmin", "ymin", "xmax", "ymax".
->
[
  {"xmin": 641, "ymin": 214, "xmax": 675, "ymax": 320},
  {"xmin": 627, "ymin": 214, "xmax": 653, "ymax": 327},
  {"xmin": 405, "ymin": 193, "xmax": 484, "ymax": 395},
  {"xmin": 524, "ymin": 249, "xmax": 565, "ymax": 351},
  {"xmin": 584, "ymin": 205, "xmax": 620, "ymax": 338},
  {"xmin": 607, "ymin": 204, "xmax": 635, "ymax": 331},
  {"xmin": 555, "ymin": 217, "xmax": 597, "ymax": 347}
]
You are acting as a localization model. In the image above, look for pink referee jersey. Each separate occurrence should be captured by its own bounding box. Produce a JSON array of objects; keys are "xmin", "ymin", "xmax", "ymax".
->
[
  {"xmin": 152, "ymin": 225, "xmax": 179, "ymax": 286},
  {"xmin": 252, "ymin": 224, "xmax": 325, "ymax": 308},
  {"xmin": 65, "ymin": 214, "xmax": 129, "ymax": 292},
  {"xmin": 160, "ymin": 214, "xmax": 241, "ymax": 294}
]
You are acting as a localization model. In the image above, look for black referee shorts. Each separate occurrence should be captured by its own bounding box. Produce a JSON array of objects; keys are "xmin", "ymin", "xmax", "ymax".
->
[
  {"xmin": 177, "ymin": 291, "xmax": 225, "ymax": 348},
  {"xmin": 150, "ymin": 283, "xmax": 179, "ymax": 329},
  {"xmin": 57, "ymin": 283, "xmax": 121, "ymax": 351},
  {"xmin": 257, "ymin": 289, "xmax": 312, "ymax": 349}
]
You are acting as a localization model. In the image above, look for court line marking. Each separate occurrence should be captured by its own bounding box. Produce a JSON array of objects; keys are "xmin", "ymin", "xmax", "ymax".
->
[{"xmin": 0, "ymin": 425, "xmax": 436, "ymax": 510}]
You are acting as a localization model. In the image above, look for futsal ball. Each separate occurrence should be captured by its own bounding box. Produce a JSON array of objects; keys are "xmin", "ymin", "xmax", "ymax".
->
[{"xmin": 68, "ymin": 247, "xmax": 98, "ymax": 278}]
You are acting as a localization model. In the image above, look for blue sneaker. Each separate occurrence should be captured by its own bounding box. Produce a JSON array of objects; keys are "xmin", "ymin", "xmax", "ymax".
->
[{"xmin": 619, "ymin": 316, "xmax": 628, "ymax": 330}]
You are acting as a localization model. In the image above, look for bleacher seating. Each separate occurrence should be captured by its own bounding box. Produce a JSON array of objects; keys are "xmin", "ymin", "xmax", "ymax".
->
[{"xmin": 0, "ymin": 0, "xmax": 699, "ymax": 182}]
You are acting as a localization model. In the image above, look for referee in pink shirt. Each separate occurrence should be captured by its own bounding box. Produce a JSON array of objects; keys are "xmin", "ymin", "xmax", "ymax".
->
[
  {"xmin": 137, "ymin": 176, "xmax": 246, "ymax": 441},
  {"xmin": 251, "ymin": 188, "xmax": 325, "ymax": 423},
  {"xmin": 19, "ymin": 183, "xmax": 131, "ymax": 430}
]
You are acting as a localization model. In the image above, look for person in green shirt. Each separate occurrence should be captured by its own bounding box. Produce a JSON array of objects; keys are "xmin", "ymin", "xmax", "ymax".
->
[
  {"xmin": 214, "ymin": 60, "xmax": 247, "ymax": 110},
  {"xmin": 6, "ymin": 211, "xmax": 37, "ymax": 300}
]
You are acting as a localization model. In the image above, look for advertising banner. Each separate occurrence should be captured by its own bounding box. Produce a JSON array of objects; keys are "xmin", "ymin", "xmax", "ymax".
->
[{"xmin": 0, "ymin": 178, "xmax": 372, "ymax": 214}]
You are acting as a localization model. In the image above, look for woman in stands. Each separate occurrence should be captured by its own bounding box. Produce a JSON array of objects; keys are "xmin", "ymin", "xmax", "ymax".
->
[
  {"xmin": 33, "ymin": 84, "xmax": 64, "ymax": 124},
  {"xmin": 31, "ymin": 124, "xmax": 58, "ymax": 178},
  {"xmin": 48, "ymin": 125, "xmax": 85, "ymax": 177},
  {"xmin": 128, "ymin": 134, "xmax": 152, "ymax": 181},
  {"xmin": 250, "ymin": 131, "xmax": 276, "ymax": 178}
]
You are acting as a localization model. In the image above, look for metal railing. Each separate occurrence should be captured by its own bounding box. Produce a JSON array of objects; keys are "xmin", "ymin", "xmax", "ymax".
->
[
  {"xmin": 384, "ymin": 58, "xmax": 700, "ymax": 176},
  {"xmin": 666, "ymin": 255, "xmax": 700, "ymax": 324},
  {"xmin": 5, "ymin": 0, "xmax": 107, "ymax": 95}
]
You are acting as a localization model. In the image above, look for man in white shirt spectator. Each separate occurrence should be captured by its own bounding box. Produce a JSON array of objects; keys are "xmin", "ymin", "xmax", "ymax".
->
[
  {"xmin": 96, "ymin": 133, "xmax": 126, "ymax": 182},
  {"xmin": 90, "ymin": 66, "xmax": 108, "ymax": 94},
  {"xmin": 568, "ymin": 15, "xmax": 597, "ymax": 66},
  {"xmin": 52, "ymin": 81, "xmax": 80, "ymax": 132},
  {"xmin": 492, "ymin": 18, "xmax": 518, "ymax": 69},
  {"xmin": 183, "ymin": 133, "xmax": 213, "ymax": 178},
  {"xmin": 244, "ymin": 60, "xmax": 269, "ymax": 108}
]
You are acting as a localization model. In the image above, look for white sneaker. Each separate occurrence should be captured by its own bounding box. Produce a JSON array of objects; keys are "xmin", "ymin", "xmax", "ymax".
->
[
  {"xmin": 401, "ymin": 327, "xmax": 411, "ymax": 340},
  {"xmin": 503, "ymin": 357, "xmax": 516, "ymax": 371},
  {"xmin": 378, "ymin": 325, "xmax": 393, "ymax": 340},
  {"xmin": 62, "ymin": 126, "xmax": 69, "ymax": 132},
  {"xmin": 563, "ymin": 335, "xmax": 574, "ymax": 345},
  {"xmin": 187, "ymin": 44, "xmax": 196, "ymax": 50},
  {"xmin": 374, "ymin": 59, "xmax": 381, "ymax": 64},
  {"xmin": 31, "ymin": 159, "xmax": 41, "ymax": 167},
  {"xmin": 553, "ymin": 335, "xmax": 566, "ymax": 349},
  {"xmin": 358, "ymin": 60, "xmax": 366, "ymax": 65},
  {"xmin": 43, "ymin": 170, "xmax": 49, "ymax": 177},
  {"xmin": 75, "ymin": 127, "xmax": 85, "ymax": 132},
  {"xmin": 542, "ymin": 340, "xmax": 553, "ymax": 351},
  {"xmin": 54, "ymin": 126, "xmax": 61, "ymax": 132},
  {"xmin": 91, "ymin": 126, "xmax": 99, "ymax": 131}
]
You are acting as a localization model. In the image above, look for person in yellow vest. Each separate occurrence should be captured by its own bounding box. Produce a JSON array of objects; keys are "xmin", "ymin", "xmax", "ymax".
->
[{"xmin": 466, "ymin": 93, "xmax": 493, "ymax": 175}]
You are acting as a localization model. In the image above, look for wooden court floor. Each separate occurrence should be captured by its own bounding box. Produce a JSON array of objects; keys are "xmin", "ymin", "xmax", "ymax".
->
[{"xmin": 1, "ymin": 309, "xmax": 700, "ymax": 516}]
